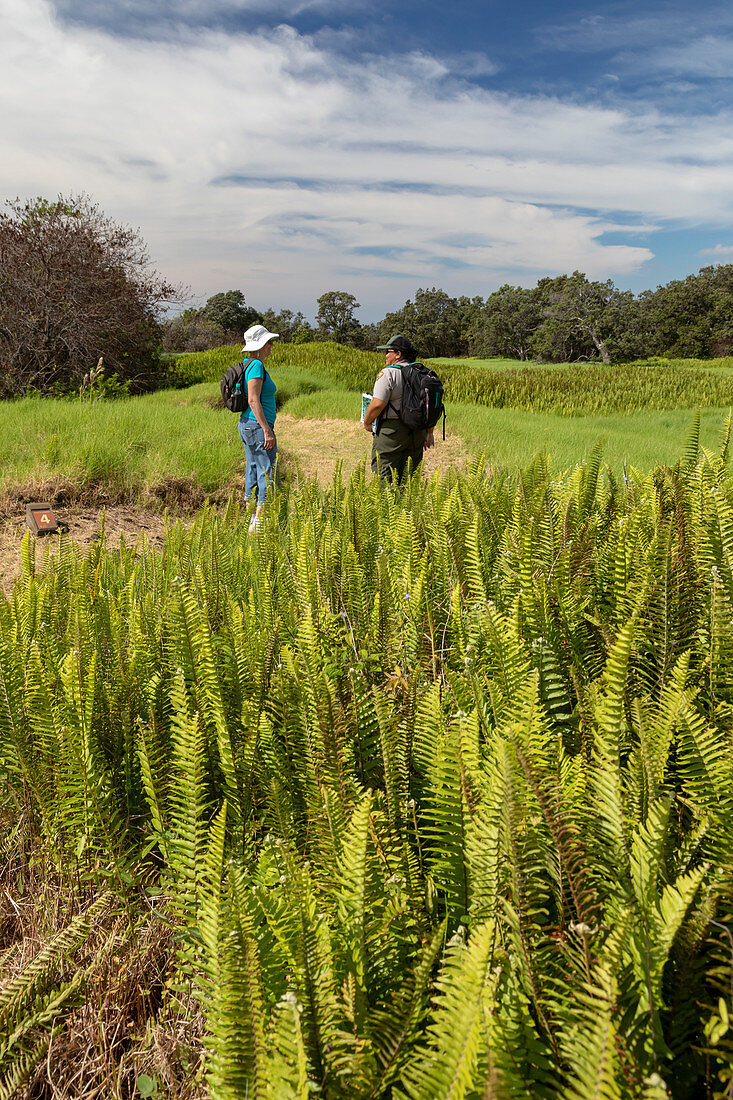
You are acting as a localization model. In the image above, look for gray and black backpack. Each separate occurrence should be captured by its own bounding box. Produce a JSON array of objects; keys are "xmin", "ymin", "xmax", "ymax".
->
[
  {"xmin": 220, "ymin": 358, "xmax": 254, "ymax": 412},
  {"xmin": 399, "ymin": 362, "xmax": 446, "ymax": 438}
]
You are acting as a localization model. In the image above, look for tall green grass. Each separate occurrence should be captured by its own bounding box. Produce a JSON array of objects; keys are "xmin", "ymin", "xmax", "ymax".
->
[
  {"xmin": 440, "ymin": 402, "xmax": 733, "ymax": 471},
  {"xmin": 4, "ymin": 345, "xmax": 733, "ymax": 505},
  {"xmin": 284, "ymin": 390, "xmax": 732, "ymax": 473},
  {"xmin": 427, "ymin": 356, "xmax": 529, "ymax": 369},
  {"xmin": 440, "ymin": 360, "xmax": 733, "ymax": 413},
  {"xmin": 172, "ymin": 341, "xmax": 382, "ymax": 389},
  {"xmin": 0, "ymin": 392, "xmax": 243, "ymax": 496},
  {"xmin": 173, "ymin": 343, "xmax": 733, "ymax": 413}
]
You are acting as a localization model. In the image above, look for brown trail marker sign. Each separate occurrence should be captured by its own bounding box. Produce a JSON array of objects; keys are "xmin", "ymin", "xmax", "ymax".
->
[{"xmin": 26, "ymin": 502, "xmax": 58, "ymax": 535}]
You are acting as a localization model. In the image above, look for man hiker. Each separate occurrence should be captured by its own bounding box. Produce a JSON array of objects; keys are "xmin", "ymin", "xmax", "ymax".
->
[{"xmin": 362, "ymin": 333, "xmax": 435, "ymax": 483}]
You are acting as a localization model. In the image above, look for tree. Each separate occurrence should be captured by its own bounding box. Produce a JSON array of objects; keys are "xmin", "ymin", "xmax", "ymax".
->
[
  {"xmin": 316, "ymin": 290, "xmax": 362, "ymax": 344},
  {"xmin": 202, "ymin": 290, "xmax": 258, "ymax": 337},
  {"xmin": 532, "ymin": 272, "xmax": 638, "ymax": 363},
  {"xmin": 473, "ymin": 285, "xmax": 543, "ymax": 360},
  {"xmin": 377, "ymin": 288, "xmax": 467, "ymax": 358},
  {"xmin": 258, "ymin": 307, "xmax": 312, "ymax": 343},
  {"xmin": 642, "ymin": 265, "xmax": 733, "ymax": 358},
  {"xmin": 160, "ymin": 309, "xmax": 225, "ymax": 352},
  {"xmin": 0, "ymin": 194, "xmax": 178, "ymax": 396}
]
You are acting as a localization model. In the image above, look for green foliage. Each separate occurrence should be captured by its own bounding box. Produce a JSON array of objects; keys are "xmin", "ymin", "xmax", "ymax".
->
[
  {"xmin": 471, "ymin": 283, "xmax": 544, "ymax": 361},
  {"xmin": 203, "ymin": 290, "xmax": 259, "ymax": 336},
  {"xmin": 378, "ymin": 287, "xmax": 470, "ymax": 358},
  {"xmin": 5, "ymin": 445, "xmax": 733, "ymax": 1095},
  {"xmin": 316, "ymin": 290, "xmax": 362, "ymax": 345},
  {"xmin": 50, "ymin": 357, "xmax": 132, "ymax": 401},
  {"xmin": 376, "ymin": 266, "xmax": 733, "ymax": 363},
  {"xmin": 438, "ymin": 359, "xmax": 733, "ymax": 415},
  {"xmin": 171, "ymin": 342, "xmax": 733, "ymax": 415}
]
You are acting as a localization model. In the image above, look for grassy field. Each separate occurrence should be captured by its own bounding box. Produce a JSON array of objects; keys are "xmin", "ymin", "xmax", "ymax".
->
[
  {"xmin": 1, "ymin": 343, "xmax": 733, "ymax": 511},
  {"xmin": 427, "ymin": 355, "xmax": 530, "ymax": 369}
]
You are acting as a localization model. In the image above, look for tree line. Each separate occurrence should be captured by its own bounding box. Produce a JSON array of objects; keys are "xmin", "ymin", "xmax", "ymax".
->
[
  {"xmin": 167, "ymin": 271, "xmax": 733, "ymax": 365},
  {"xmin": 3, "ymin": 194, "xmax": 733, "ymax": 401}
]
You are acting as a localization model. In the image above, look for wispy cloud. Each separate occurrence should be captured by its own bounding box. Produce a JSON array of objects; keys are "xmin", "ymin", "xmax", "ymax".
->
[
  {"xmin": 700, "ymin": 243, "xmax": 733, "ymax": 257},
  {"xmin": 52, "ymin": 0, "xmax": 376, "ymax": 36},
  {"xmin": 537, "ymin": 5, "xmax": 733, "ymax": 54},
  {"xmin": 1, "ymin": 0, "xmax": 731, "ymax": 314},
  {"xmin": 631, "ymin": 36, "xmax": 733, "ymax": 78}
]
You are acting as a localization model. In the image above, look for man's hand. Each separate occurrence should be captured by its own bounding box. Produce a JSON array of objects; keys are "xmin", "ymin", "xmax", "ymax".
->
[{"xmin": 424, "ymin": 430, "xmax": 435, "ymax": 449}]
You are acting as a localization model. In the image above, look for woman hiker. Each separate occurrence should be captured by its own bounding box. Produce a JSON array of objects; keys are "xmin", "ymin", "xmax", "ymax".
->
[
  {"xmin": 238, "ymin": 323, "xmax": 280, "ymax": 533},
  {"xmin": 362, "ymin": 333, "xmax": 434, "ymax": 483}
]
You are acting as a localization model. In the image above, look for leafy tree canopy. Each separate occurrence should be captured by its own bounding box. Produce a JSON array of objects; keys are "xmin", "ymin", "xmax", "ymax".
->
[
  {"xmin": 378, "ymin": 287, "xmax": 467, "ymax": 358},
  {"xmin": 202, "ymin": 290, "xmax": 259, "ymax": 336},
  {"xmin": 316, "ymin": 290, "xmax": 362, "ymax": 344},
  {"xmin": 259, "ymin": 307, "xmax": 313, "ymax": 343}
]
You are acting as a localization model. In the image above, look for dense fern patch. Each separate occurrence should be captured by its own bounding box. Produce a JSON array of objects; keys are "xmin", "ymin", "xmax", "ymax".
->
[{"xmin": 2, "ymin": 424, "xmax": 733, "ymax": 1097}]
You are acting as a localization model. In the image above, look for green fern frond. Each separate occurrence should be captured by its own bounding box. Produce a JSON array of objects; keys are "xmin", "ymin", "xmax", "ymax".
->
[
  {"xmin": 335, "ymin": 790, "xmax": 373, "ymax": 1012},
  {"xmin": 396, "ymin": 920, "xmax": 498, "ymax": 1100},
  {"xmin": 205, "ymin": 865, "xmax": 268, "ymax": 1100},
  {"xmin": 367, "ymin": 921, "xmax": 446, "ymax": 1098},
  {"xmin": 560, "ymin": 967, "xmax": 624, "ymax": 1100},
  {"xmin": 681, "ymin": 409, "xmax": 702, "ymax": 470},
  {"xmin": 0, "ymin": 1034, "xmax": 50, "ymax": 1100}
]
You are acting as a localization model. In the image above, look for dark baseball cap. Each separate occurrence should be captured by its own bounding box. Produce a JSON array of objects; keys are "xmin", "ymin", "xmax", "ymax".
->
[{"xmin": 376, "ymin": 333, "xmax": 416, "ymax": 357}]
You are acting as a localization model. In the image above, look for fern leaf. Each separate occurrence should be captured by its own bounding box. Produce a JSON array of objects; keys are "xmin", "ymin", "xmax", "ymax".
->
[{"xmin": 397, "ymin": 920, "xmax": 497, "ymax": 1100}]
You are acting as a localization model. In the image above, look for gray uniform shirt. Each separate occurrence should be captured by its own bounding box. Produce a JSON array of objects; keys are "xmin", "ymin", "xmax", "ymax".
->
[{"xmin": 372, "ymin": 360, "xmax": 408, "ymax": 417}]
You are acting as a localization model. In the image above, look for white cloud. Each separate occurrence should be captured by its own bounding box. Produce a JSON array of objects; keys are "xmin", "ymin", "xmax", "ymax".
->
[
  {"xmin": 636, "ymin": 36, "xmax": 733, "ymax": 78},
  {"xmin": 54, "ymin": 0, "xmax": 370, "ymax": 31},
  {"xmin": 1, "ymin": 0, "xmax": 732, "ymax": 315},
  {"xmin": 700, "ymin": 243, "xmax": 733, "ymax": 257}
]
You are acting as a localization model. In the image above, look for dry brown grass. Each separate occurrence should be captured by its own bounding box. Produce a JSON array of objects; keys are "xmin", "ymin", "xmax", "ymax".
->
[
  {"xmin": 276, "ymin": 414, "xmax": 467, "ymax": 484},
  {"xmin": 0, "ymin": 836, "xmax": 206, "ymax": 1100},
  {"xmin": 0, "ymin": 474, "xmax": 210, "ymax": 521}
]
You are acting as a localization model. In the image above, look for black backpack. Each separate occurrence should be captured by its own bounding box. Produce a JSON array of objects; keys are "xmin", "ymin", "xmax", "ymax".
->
[
  {"xmin": 398, "ymin": 362, "xmax": 446, "ymax": 438},
  {"xmin": 220, "ymin": 358, "xmax": 254, "ymax": 412}
]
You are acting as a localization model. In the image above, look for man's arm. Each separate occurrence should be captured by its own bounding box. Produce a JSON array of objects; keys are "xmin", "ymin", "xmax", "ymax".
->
[{"xmin": 362, "ymin": 396, "xmax": 387, "ymax": 432}]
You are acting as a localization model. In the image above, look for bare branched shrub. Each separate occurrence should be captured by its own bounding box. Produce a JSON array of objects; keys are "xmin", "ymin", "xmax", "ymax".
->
[{"xmin": 0, "ymin": 194, "xmax": 180, "ymax": 397}]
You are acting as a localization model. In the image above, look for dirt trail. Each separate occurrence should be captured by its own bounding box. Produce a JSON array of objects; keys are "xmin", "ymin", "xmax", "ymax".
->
[
  {"xmin": 275, "ymin": 413, "xmax": 466, "ymax": 483},
  {"xmin": 0, "ymin": 417, "xmax": 466, "ymax": 593}
]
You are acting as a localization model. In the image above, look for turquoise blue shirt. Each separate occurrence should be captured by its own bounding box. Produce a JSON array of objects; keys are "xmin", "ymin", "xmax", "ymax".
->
[{"xmin": 240, "ymin": 358, "xmax": 277, "ymax": 425}]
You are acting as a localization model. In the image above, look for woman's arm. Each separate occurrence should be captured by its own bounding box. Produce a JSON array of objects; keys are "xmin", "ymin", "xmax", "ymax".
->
[{"xmin": 247, "ymin": 377, "xmax": 276, "ymax": 449}]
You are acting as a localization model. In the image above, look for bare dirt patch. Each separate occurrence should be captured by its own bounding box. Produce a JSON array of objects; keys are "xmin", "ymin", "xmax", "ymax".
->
[{"xmin": 0, "ymin": 507, "xmax": 170, "ymax": 595}]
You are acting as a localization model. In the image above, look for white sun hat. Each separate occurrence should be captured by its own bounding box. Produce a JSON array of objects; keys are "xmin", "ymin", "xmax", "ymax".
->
[{"xmin": 242, "ymin": 324, "xmax": 279, "ymax": 352}]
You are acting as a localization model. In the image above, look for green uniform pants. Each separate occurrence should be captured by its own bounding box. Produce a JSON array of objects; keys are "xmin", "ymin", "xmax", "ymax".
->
[{"xmin": 371, "ymin": 420, "xmax": 428, "ymax": 483}]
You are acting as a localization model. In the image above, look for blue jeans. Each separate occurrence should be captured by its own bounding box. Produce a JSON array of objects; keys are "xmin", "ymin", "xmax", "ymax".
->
[{"xmin": 239, "ymin": 420, "xmax": 278, "ymax": 503}]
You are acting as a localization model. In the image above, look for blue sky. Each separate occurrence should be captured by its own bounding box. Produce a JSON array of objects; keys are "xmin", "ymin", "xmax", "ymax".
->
[{"xmin": 2, "ymin": 0, "xmax": 733, "ymax": 320}]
